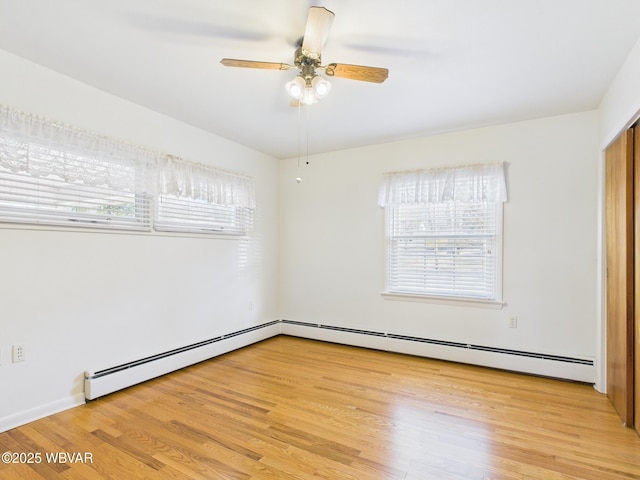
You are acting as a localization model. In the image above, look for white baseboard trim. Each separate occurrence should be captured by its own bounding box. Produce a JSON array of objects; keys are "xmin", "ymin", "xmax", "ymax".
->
[
  {"xmin": 281, "ymin": 320, "xmax": 595, "ymax": 384},
  {"xmin": 84, "ymin": 321, "xmax": 281, "ymax": 400},
  {"xmin": 0, "ymin": 393, "xmax": 85, "ymax": 433},
  {"xmin": 2, "ymin": 318, "xmax": 595, "ymax": 433}
]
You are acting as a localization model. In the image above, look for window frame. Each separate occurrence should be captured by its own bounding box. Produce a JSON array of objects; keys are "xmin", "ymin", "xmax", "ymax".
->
[{"xmin": 382, "ymin": 199, "xmax": 505, "ymax": 309}]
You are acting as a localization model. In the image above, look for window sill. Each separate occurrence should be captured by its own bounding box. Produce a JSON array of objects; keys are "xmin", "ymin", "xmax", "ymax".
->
[
  {"xmin": 0, "ymin": 222, "xmax": 246, "ymax": 240},
  {"xmin": 381, "ymin": 292, "xmax": 505, "ymax": 309}
]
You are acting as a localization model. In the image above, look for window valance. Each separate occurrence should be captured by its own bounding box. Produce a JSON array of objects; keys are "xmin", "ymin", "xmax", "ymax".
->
[
  {"xmin": 0, "ymin": 104, "xmax": 255, "ymax": 208},
  {"xmin": 160, "ymin": 156, "xmax": 255, "ymax": 209},
  {"xmin": 378, "ymin": 163, "xmax": 507, "ymax": 206},
  {"xmin": 0, "ymin": 104, "xmax": 255, "ymax": 234},
  {"xmin": 0, "ymin": 105, "xmax": 158, "ymax": 192}
]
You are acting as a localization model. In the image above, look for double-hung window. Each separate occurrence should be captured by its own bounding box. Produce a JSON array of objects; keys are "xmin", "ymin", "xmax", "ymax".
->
[{"xmin": 379, "ymin": 163, "xmax": 507, "ymax": 304}]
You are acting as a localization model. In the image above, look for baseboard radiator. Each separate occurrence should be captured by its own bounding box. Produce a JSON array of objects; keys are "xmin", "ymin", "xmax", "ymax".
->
[
  {"xmin": 84, "ymin": 321, "xmax": 280, "ymax": 400},
  {"xmin": 280, "ymin": 320, "xmax": 596, "ymax": 383},
  {"xmin": 85, "ymin": 319, "xmax": 595, "ymax": 400}
]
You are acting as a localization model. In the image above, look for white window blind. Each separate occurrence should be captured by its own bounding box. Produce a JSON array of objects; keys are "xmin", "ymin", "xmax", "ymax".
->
[
  {"xmin": 155, "ymin": 196, "xmax": 252, "ymax": 234},
  {"xmin": 387, "ymin": 202, "xmax": 500, "ymax": 299},
  {"xmin": 0, "ymin": 164, "xmax": 151, "ymax": 230},
  {"xmin": 379, "ymin": 163, "xmax": 507, "ymax": 301},
  {"xmin": 155, "ymin": 157, "xmax": 255, "ymax": 235},
  {"xmin": 0, "ymin": 108, "xmax": 155, "ymax": 231}
]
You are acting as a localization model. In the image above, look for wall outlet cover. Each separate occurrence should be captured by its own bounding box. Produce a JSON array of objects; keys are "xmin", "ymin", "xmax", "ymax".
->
[{"xmin": 12, "ymin": 344, "xmax": 25, "ymax": 363}]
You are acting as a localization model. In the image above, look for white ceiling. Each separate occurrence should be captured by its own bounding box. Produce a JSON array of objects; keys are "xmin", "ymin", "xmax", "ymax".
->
[{"xmin": 1, "ymin": 0, "xmax": 639, "ymax": 159}]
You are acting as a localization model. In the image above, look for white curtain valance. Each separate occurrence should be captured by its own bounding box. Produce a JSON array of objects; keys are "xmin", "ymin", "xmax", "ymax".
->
[
  {"xmin": 0, "ymin": 105, "xmax": 255, "ymax": 209},
  {"xmin": 159, "ymin": 156, "xmax": 256, "ymax": 209},
  {"xmin": 0, "ymin": 105, "xmax": 158, "ymax": 192},
  {"xmin": 378, "ymin": 163, "xmax": 507, "ymax": 206}
]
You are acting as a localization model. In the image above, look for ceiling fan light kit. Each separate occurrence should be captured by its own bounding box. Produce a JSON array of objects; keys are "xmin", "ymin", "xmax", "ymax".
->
[
  {"xmin": 286, "ymin": 73, "xmax": 332, "ymax": 105},
  {"xmin": 220, "ymin": 6, "xmax": 389, "ymax": 105}
]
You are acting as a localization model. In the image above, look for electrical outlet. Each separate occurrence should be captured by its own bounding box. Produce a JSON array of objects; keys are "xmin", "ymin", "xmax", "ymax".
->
[
  {"xmin": 12, "ymin": 344, "xmax": 25, "ymax": 363},
  {"xmin": 509, "ymin": 316, "xmax": 518, "ymax": 328}
]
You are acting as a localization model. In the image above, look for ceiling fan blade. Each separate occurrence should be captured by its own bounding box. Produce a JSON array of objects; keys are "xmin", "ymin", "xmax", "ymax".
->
[
  {"xmin": 220, "ymin": 58, "xmax": 293, "ymax": 70},
  {"xmin": 301, "ymin": 7, "xmax": 335, "ymax": 58},
  {"xmin": 324, "ymin": 63, "xmax": 389, "ymax": 83}
]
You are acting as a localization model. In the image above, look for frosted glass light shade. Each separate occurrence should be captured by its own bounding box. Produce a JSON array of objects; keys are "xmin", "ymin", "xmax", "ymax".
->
[
  {"xmin": 312, "ymin": 76, "xmax": 331, "ymax": 99},
  {"xmin": 286, "ymin": 76, "xmax": 305, "ymax": 99},
  {"xmin": 300, "ymin": 87, "xmax": 318, "ymax": 105}
]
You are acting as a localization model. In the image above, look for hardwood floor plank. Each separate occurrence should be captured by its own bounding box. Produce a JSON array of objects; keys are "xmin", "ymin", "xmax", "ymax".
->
[{"xmin": 1, "ymin": 336, "xmax": 639, "ymax": 479}]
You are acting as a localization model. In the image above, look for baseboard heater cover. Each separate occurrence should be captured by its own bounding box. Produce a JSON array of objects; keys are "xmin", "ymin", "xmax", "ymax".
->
[
  {"xmin": 84, "ymin": 321, "xmax": 280, "ymax": 400},
  {"xmin": 85, "ymin": 319, "xmax": 595, "ymax": 401},
  {"xmin": 280, "ymin": 319, "xmax": 595, "ymax": 383}
]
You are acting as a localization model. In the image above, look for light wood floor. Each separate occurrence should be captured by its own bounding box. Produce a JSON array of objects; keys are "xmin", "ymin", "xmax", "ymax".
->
[{"xmin": 1, "ymin": 336, "xmax": 639, "ymax": 479}]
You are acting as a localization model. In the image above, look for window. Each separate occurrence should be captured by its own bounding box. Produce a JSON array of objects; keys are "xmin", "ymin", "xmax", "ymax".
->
[
  {"xmin": 379, "ymin": 163, "xmax": 506, "ymax": 304},
  {"xmin": 0, "ymin": 164, "xmax": 151, "ymax": 230},
  {"xmin": 0, "ymin": 105, "xmax": 255, "ymax": 236},
  {"xmin": 155, "ymin": 196, "xmax": 249, "ymax": 234},
  {"xmin": 154, "ymin": 157, "xmax": 254, "ymax": 235},
  {"xmin": 0, "ymin": 115, "xmax": 155, "ymax": 231}
]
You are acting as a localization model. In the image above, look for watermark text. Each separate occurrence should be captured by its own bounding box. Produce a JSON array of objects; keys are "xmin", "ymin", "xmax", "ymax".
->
[{"xmin": 2, "ymin": 451, "xmax": 94, "ymax": 464}]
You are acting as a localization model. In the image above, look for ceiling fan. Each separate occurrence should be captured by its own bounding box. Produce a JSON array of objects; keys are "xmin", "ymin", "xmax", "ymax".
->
[{"xmin": 220, "ymin": 6, "xmax": 389, "ymax": 105}]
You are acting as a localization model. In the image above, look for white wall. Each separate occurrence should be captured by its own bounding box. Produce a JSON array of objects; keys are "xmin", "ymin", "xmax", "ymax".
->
[
  {"xmin": 280, "ymin": 111, "xmax": 599, "ymax": 372},
  {"xmin": 599, "ymin": 36, "xmax": 640, "ymax": 149},
  {"xmin": 0, "ymin": 50, "xmax": 280, "ymax": 430}
]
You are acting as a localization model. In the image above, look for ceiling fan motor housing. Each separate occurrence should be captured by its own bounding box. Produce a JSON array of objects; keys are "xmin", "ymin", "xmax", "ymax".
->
[{"xmin": 295, "ymin": 47, "xmax": 320, "ymax": 76}]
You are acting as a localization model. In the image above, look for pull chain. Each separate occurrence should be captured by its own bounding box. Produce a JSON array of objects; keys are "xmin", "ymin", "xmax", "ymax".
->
[{"xmin": 296, "ymin": 101, "xmax": 302, "ymax": 183}]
